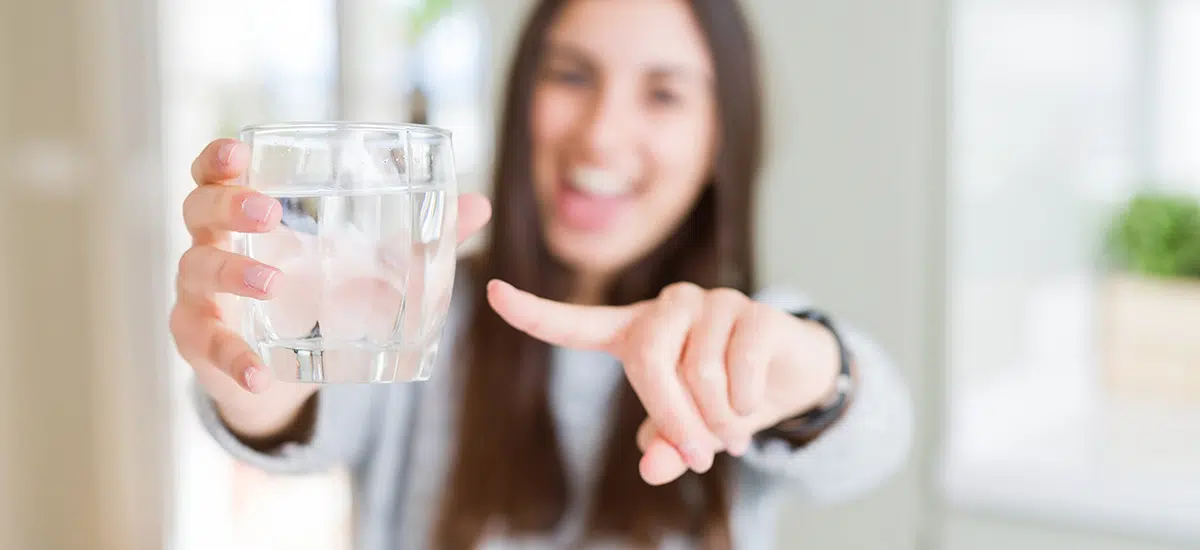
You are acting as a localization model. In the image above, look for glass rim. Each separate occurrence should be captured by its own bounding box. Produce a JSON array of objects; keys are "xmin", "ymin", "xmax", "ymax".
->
[{"xmin": 239, "ymin": 121, "xmax": 452, "ymax": 138}]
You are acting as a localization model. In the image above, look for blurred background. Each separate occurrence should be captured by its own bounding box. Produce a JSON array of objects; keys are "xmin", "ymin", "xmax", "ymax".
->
[{"xmin": 2, "ymin": 0, "xmax": 1199, "ymax": 549}]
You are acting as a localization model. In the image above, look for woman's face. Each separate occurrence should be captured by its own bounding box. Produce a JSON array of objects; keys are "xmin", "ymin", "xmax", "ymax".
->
[{"xmin": 531, "ymin": 0, "xmax": 718, "ymax": 281}]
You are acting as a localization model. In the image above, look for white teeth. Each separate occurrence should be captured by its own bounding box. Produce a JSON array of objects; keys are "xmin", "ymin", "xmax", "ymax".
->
[{"xmin": 571, "ymin": 166, "xmax": 633, "ymax": 197}]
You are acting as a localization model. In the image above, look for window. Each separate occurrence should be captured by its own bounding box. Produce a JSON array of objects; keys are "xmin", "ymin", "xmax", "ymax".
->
[
  {"xmin": 944, "ymin": 0, "xmax": 1200, "ymax": 543},
  {"xmin": 340, "ymin": 0, "xmax": 491, "ymax": 188},
  {"xmin": 406, "ymin": 0, "xmax": 491, "ymax": 179},
  {"xmin": 1155, "ymin": 1, "xmax": 1200, "ymax": 187}
]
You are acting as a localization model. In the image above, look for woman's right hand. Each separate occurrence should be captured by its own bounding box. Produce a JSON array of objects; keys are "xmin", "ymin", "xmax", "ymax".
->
[{"xmin": 172, "ymin": 139, "xmax": 493, "ymax": 440}]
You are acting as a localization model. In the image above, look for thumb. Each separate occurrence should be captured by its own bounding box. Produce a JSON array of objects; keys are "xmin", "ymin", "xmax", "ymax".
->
[
  {"xmin": 455, "ymin": 192, "xmax": 492, "ymax": 245},
  {"xmin": 636, "ymin": 419, "xmax": 688, "ymax": 485},
  {"xmin": 486, "ymin": 280, "xmax": 635, "ymax": 350}
]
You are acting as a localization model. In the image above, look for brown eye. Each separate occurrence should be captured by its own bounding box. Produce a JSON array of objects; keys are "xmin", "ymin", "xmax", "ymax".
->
[
  {"xmin": 650, "ymin": 88, "xmax": 680, "ymax": 106},
  {"xmin": 545, "ymin": 66, "xmax": 590, "ymax": 87}
]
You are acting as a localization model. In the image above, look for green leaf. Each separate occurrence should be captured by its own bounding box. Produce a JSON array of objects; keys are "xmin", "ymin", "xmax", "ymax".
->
[
  {"xmin": 406, "ymin": 0, "xmax": 454, "ymax": 45},
  {"xmin": 1107, "ymin": 190, "xmax": 1200, "ymax": 279}
]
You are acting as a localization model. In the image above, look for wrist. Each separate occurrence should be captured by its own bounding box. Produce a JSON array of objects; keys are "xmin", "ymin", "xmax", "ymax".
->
[
  {"xmin": 774, "ymin": 314, "xmax": 841, "ymax": 419},
  {"xmin": 761, "ymin": 309, "xmax": 856, "ymax": 445},
  {"xmin": 217, "ymin": 393, "xmax": 318, "ymax": 452},
  {"xmin": 798, "ymin": 317, "xmax": 843, "ymax": 411}
]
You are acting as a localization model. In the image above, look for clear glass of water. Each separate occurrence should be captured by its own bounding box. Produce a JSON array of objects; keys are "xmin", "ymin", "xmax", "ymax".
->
[{"xmin": 234, "ymin": 122, "xmax": 457, "ymax": 383}]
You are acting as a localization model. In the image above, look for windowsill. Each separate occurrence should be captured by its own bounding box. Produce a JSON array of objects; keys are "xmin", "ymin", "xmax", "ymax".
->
[{"xmin": 942, "ymin": 374, "xmax": 1200, "ymax": 545}]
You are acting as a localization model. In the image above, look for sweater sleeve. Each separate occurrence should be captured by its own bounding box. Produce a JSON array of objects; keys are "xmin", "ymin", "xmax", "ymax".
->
[
  {"xmin": 737, "ymin": 287, "xmax": 915, "ymax": 503},
  {"xmin": 191, "ymin": 380, "xmax": 388, "ymax": 474}
]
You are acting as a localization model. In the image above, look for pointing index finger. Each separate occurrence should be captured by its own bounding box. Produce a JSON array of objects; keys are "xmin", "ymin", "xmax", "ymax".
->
[{"xmin": 486, "ymin": 280, "xmax": 636, "ymax": 351}]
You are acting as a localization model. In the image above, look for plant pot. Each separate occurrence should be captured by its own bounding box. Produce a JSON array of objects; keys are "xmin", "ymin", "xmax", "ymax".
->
[{"xmin": 1101, "ymin": 274, "xmax": 1200, "ymax": 405}]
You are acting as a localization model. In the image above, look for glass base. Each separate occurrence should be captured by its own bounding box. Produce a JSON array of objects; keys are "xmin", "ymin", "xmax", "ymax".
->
[{"xmin": 256, "ymin": 340, "xmax": 440, "ymax": 384}]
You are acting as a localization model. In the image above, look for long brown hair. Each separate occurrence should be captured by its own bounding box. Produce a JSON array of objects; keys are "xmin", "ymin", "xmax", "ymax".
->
[{"xmin": 435, "ymin": 0, "xmax": 764, "ymax": 548}]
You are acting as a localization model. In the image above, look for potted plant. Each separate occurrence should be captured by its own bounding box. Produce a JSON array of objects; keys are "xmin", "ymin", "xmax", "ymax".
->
[{"xmin": 1101, "ymin": 190, "xmax": 1200, "ymax": 405}]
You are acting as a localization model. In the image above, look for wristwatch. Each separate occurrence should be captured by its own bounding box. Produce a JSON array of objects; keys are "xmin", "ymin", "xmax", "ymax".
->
[{"xmin": 759, "ymin": 308, "xmax": 856, "ymax": 446}]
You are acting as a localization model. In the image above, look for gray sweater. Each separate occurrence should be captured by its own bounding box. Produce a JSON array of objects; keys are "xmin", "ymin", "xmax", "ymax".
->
[{"xmin": 193, "ymin": 280, "xmax": 913, "ymax": 549}]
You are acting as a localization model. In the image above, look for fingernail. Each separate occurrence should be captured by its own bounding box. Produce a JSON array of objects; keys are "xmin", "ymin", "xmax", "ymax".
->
[
  {"xmin": 218, "ymin": 142, "xmax": 244, "ymax": 167},
  {"xmin": 244, "ymin": 265, "xmax": 279, "ymax": 293},
  {"xmin": 242, "ymin": 194, "xmax": 277, "ymax": 223},
  {"xmin": 244, "ymin": 365, "xmax": 270, "ymax": 393}
]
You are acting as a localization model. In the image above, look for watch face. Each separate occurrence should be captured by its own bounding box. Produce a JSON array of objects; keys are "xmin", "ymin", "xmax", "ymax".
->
[{"xmin": 836, "ymin": 372, "xmax": 855, "ymax": 396}]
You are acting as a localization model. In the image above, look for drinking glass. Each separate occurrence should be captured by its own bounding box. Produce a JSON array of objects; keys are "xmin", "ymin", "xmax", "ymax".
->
[{"xmin": 234, "ymin": 122, "xmax": 457, "ymax": 383}]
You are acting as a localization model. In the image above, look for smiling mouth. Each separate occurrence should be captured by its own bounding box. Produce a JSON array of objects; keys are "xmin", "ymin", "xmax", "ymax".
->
[
  {"xmin": 554, "ymin": 166, "xmax": 637, "ymax": 232},
  {"xmin": 567, "ymin": 166, "xmax": 635, "ymax": 197}
]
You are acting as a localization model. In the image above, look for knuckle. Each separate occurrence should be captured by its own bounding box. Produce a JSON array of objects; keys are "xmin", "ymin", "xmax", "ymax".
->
[
  {"xmin": 645, "ymin": 338, "xmax": 680, "ymax": 368},
  {"xmin": 191, "ymin": 140, "xmax": 222, "ymax": 181},
  {"xmin": 210, "ymin": 333, "xmax": 246, "ymax": 369},
  {"xmin": 632, "ymin": 343, "xmax": 659, "ymax": 369},
  {"xmin": 177, "ymin": 247, "xmax": 202, "ymax": 279},
  {"xmin": 183, "ymin": 189, "xmax": 218, "ymax": 237},
  {"xmin": 209, "ymin": 186, "xmax": 231, "ymax": 218},
  {"xmin": 706, "ymin": 412, "xmax": 734, "ymax": 434},
  {"xmin": 205, "ymin": 332, "xmax": 226, "ymax": 365},
  {"xmin": 636, "ymin": 422, "xmax": 655, "ymax": 451},
  {"xmin": 196, "ymin": 299, "xmax": 223, "ymax": 320},
  {"xmin": 180, "ymin": 246, "xmax": 227, "ymax": 292},
  {"xmin": 185, "ymin": 182, "xmax": 242, "ymax": 230},
  {"xmin": 750, "ymin": 301, "xmax": 776, "ymax": 321},
  {"xmin": 735, "ymin": 348, "xmax": 768, "ymax": 370},
  {"xmin": 682, "ymin": 360, "xmax": 701, "ymax": 386},
  {"xmin": 168, "ymin": 306, "xmax": 189, "ymax": 341},
  {"xmin": 658, "ymin": 415, "xmax": 690, "ymax": 440},
  {"xmin": 169, "ymin": 307, "xmax": 207, "ymax": 363},
  {"xmin": 710, "ymin": 287, "xmax": 748, "ymax": 307},
  {"xmin": 733, "ymin": 399, "xmax": 758, "ymax": 417},
  {"xmin": 691, "ymin": 362, "xmax": 705, "ymax": 389},
  {"xmin": 662, "ymin": 281, "xmax": 703, "ymax": 303},
  {"xmin": 738, "ymin": 303, "xmax": 770, "ymax": 331},
  {"xmin": 181, "ymin": 187, "xmax": 201, "ymax": 218},
  {"xmin": 684, "ymin": 358, "xmax": 713, "ymax": 388},
  {"xmin": 189, "ymin": 157, "xmax": 205, "ymax": 184},
  {"xmin": 212, "ymin": 249, "xmax": 234, "ymax": 284}
]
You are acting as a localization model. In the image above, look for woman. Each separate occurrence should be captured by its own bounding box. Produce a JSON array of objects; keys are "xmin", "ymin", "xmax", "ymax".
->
[{"xmin": 172, "ymin": 0, "xmax": 913, "ymax": 548}]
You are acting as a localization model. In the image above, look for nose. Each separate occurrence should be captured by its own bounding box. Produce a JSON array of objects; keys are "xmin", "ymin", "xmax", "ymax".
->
[{"xmin": 576, "ymin": 82, "xmax": 638, "ymax": 165}]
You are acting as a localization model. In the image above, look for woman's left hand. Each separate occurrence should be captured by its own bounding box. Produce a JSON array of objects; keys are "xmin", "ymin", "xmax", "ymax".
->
[{"xmin": 487, "ymin": 280, "xmax": 842, "ymax": 486}]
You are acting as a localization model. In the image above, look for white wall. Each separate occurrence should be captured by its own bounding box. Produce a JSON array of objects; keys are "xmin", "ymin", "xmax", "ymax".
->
[
  {"xmin": 481, "ymin": 1, "xmax": 950, "ymax": 548},
  {"xmin": 746, "ymin": 0, "xmax": 947, "ymax": 548},
  {"xmin": 0, "ymin": 0, "xmax": 170, "ymax": 548},
  {"xmin": 0, "ymin": 0, "xmax": 15, "ymax": 545},
  {"xmin": 943, "ymin": 511, "xmax": 1197, "ymax": 550}
]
